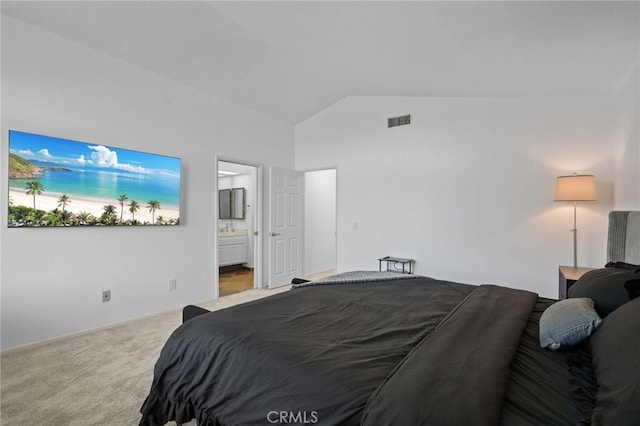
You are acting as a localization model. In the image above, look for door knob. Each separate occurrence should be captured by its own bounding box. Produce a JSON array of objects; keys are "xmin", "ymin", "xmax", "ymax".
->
[{"xmin": 268, "ymin": 232, "xmax": 281, "ymax": 236}]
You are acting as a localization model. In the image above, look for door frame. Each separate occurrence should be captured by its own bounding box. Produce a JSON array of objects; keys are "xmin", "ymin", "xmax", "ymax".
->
[
  {"xmin": 215, "ymin": 156, "xmax": 264, "ymax": 298},
  {"xmin": 302, "ymin": 166, "xmax": 338, "ymax": 277}
]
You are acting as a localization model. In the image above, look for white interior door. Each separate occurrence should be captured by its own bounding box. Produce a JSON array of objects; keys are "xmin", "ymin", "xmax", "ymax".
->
[{"xmin": 268, "ymin": 167, "xmax": 304, "ymax": 288}]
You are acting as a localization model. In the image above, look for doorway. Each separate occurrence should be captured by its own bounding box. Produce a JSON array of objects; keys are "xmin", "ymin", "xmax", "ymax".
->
[
  {"xmin": 304, "ymin": 168, "xmax": 337, "ymax": 279},
  {"xmin": 217, "ymin": 160, "xmax": 260, "ymax": 297}
]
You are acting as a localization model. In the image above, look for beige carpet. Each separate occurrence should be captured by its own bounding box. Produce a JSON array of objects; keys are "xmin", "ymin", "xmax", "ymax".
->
[{"xmin": 0, "ymin": 287, "xmax": 289, "ymax": 425}]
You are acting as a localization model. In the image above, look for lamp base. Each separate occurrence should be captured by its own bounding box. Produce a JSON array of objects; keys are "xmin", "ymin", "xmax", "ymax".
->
[{"xmin": 571, "ymin": 201, "xmax": 577, "ymax": 268}]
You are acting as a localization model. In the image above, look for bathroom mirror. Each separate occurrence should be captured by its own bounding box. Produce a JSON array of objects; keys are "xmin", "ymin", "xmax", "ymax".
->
[
  {"xmin": 231, "ymin": 188, "xmax": 246, "ymax": 219},
  {"xmin": 219, "ymin": 189, "xmax": 231, "ymax": 219},
  {"xmin": 219, "ymin": 188, "xmax": 245, "ymax": 220}
]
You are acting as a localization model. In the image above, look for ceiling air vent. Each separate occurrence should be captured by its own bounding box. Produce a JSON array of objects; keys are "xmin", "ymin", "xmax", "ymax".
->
[{"xmin": 387, "ymin": 114, "xmax": 411, "ymax": 128}]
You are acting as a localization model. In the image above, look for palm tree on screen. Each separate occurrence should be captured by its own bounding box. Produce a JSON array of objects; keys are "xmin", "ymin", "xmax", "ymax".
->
[
  {"xmin": 57, "ymin": 194, "xmax": 72, "ymax": 225},
  {"xmin": 57, "ymin": 194, "xmax": 71, "ymax": 213},
  {"xmin": 101, "ymin": 204, "xmax": 118, "ymax": 225},
  {"xmin": 25, "ymin": 181, "xmax": 44, "ymax": 210},
  {"xmin": 129, "ymin": 200, "xmax": 140, "ymax": 223},
  {"xmin": 118, "ymin": 194, "xmax": 128, "ymax": 222},
  {"xmin": 76, "ymin": 211, "xmax": 93, "ymax": 225},
  {"xmin": 103, "ymin": 204, "xmax": 117, "ymax": 216},
  {"xmin": 147, "ymin": 200, "xmax": 161, "ymax": 224}
]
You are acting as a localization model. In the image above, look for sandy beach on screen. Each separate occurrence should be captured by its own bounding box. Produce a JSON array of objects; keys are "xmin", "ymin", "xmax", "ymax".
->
[{"xmin": 9, "ymin": 188, "xmax": 179, "ymax": 224}]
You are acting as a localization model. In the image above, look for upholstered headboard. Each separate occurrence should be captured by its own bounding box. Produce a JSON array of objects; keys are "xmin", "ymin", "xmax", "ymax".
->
[{"xmin": 607, "ymin": 211, "xmax": 640, "ymax": 264}]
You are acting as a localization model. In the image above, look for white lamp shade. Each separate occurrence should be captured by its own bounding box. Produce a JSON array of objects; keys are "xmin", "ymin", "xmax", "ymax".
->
[{"xmin": 554, "ymin": 175, "xmax": 597, "ymax": 201}]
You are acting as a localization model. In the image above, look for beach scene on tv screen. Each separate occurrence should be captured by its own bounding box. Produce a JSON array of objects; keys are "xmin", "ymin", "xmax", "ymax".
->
[{"xmin": 8, "ymin": 130, "xmax": 181, "ymax": 227}]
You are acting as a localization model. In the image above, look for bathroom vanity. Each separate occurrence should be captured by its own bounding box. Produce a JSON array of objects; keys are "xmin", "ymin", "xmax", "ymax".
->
[{"xmin": 218, "ymin": 228, "xmax": 248, "ymax": 266}]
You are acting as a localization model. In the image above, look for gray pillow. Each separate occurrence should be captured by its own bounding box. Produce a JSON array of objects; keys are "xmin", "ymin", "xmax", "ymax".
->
[
  {"xmin": 568, "ymin": 268, "xmax": 634, "ymax": 317},
  {"xmin": 589, "ymin": 297, "xmax": 640, "ymax": 424},
  {"xmin": 539, "ymin": 298, "xmax": 602, "ymax": 350}
]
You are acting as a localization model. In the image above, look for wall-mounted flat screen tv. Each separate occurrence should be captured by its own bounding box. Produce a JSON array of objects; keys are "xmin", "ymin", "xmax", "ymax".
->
[{"xmin": 8, "ymin": 130, "xmax": 181, "ymax": 227}]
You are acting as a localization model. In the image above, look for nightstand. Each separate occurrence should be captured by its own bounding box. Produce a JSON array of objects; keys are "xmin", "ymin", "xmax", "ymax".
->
[{"xmin": 558, "ymin": 265, "xmax": 595, "ymax": 299}]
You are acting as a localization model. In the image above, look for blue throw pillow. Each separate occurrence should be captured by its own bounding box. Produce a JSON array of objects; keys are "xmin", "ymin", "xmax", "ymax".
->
[{"xmin": 539, "ymin": 298, "xmax": 602, "ymax": 350}]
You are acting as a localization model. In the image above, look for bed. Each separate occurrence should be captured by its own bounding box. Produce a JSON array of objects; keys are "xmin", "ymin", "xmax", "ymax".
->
[{"xmin": 140, "ymin": 214, "xmax": 640, "ymax": 426}]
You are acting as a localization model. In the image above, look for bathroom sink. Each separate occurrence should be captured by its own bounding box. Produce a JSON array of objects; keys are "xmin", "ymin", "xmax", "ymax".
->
[{"xmin": 218, "ymin": 228, "xmax": 248, "ymax": 237}]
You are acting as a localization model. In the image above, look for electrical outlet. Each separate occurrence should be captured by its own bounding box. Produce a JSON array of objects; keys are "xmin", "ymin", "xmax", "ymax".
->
[
  {"xmin": 169, "ymin": 279, "xmax": 177, "ymax": 291},
  {"xmin": 102, "ymin": 290, "xmax": 111, "ymax": 302}
]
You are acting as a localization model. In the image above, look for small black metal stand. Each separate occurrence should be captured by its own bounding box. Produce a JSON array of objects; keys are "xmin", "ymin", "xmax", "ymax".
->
[{"xmin": 378, "ymin": 256, "xmax": 414, "ymax": 274}]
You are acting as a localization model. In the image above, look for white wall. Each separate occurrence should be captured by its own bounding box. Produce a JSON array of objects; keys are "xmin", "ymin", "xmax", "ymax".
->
[
  {"xmin": 295, "ymin": 96, "xmax": 623, "ymax": 298},
  {"xmin": 612, "ymin": 67, "xmax": 640, "ymax": 209},
  {"xmin": 304, "ymin": 169, "xmax": 336, "ymax": 275},
  {"xmin": 0, "ymin": 17, "xmax": 294, "ymax": 349}
]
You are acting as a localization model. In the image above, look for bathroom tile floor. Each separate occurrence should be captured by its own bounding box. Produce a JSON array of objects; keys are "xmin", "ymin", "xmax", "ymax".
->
[
  {"xmin": 218, "ymin": 268, "xmax": 336, "ymax": 297},
  {"xmin": 219, "ymin": 267, "xmax": 254, "ymax": 297}
]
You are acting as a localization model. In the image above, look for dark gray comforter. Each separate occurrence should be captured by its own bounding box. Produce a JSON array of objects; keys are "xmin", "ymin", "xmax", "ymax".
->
[{"xmin": 140, "ymin": 277, "xmax": 587, "ymax": 425}]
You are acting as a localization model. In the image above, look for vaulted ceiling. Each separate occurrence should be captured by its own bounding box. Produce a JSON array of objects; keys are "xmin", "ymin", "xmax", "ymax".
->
[{"xmin": 3, "ymin": 1, "xmax": 639, "ymax": 124}]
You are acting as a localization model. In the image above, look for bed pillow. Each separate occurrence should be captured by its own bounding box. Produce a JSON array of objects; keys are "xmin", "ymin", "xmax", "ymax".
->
[
  {"xmin": 604, "ymin": 261, "xmax": 640, "ymax": 271},
  {"xmin": 589, "ymin": 297, "xmax": 640, "ymax": 424},
  {"xmin": 539, "ymin": 298, "xmax": 602, "ymax": 350},
  {"xmin": 624, "ymin": 279, "xmax": 640, "ymax": 300},
  {"xmin": 567, "ymin": 267, "xmax": 635, "ymax": 317}
]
